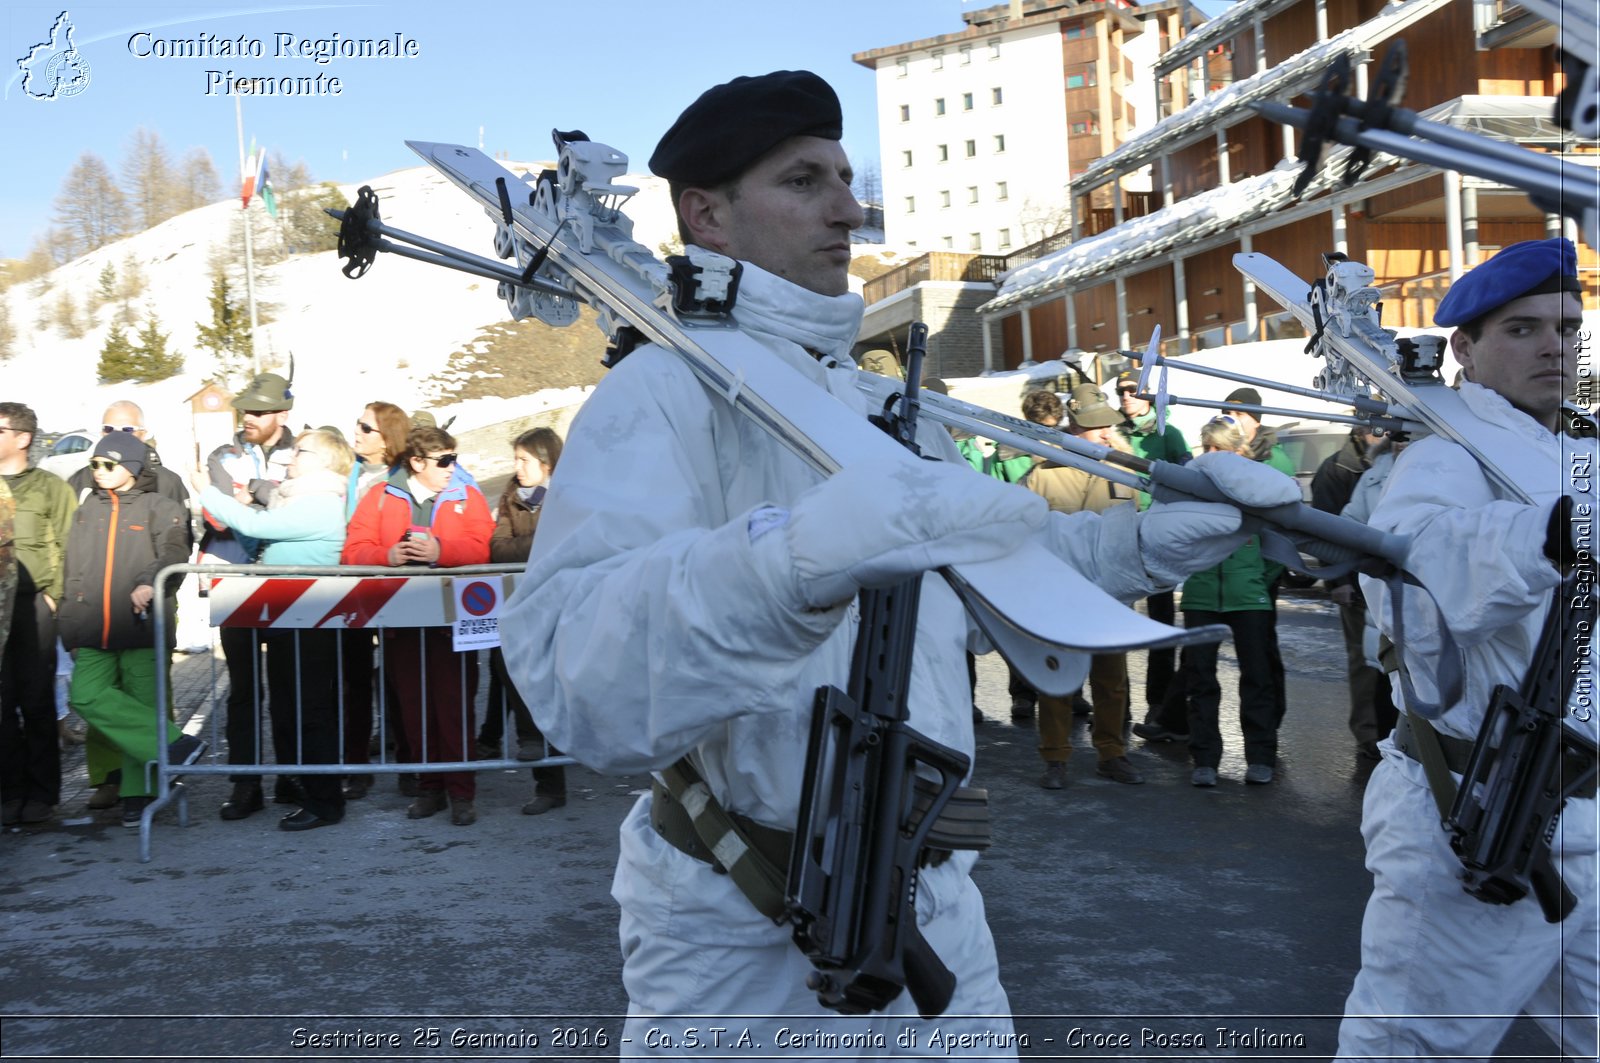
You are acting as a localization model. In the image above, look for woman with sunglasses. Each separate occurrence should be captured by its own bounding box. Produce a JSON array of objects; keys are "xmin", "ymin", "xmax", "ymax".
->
[
  {"xmin": 196, "ymin": 429, "xmax": 355, "ymax": 831},
  {"xmin": 341, "ymin": 401, "xmax": 410, "ymax": 800},
  {"xmin": 1176, "ymin": 418, "xmax": 1287, "ymax": 789},
  {"xmin": 342, "ymin": 426, "xmax": 493, "ymax": 825}
]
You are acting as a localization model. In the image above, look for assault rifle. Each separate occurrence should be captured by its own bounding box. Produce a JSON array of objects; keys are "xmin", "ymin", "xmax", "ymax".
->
[
  {"xmin": 1446, "ymin": 572, "xmax": 1600, "ymax": 922},
  {"xmin": 786, "ymin": 323, "xmax": 975, "ymax": 1019}
]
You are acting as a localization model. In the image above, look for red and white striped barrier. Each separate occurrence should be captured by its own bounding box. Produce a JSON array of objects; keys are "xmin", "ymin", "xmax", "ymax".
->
[{"xmin": 208, "ymin": 573, "xmax": 520, "ymax": 629}]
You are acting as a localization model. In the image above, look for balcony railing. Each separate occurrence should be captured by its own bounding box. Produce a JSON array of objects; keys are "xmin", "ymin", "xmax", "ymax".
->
[{"xmin": 862, "ymin": 252, "xmax": 1009, "ymax": 306}]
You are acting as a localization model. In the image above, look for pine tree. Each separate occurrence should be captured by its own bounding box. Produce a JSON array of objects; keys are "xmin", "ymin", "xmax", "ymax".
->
[
  {"xmin": 93, "ymin": 262, "xmax": 117, "ymax": 311},
  {"xmin": 133, "ymin": 311, "xmax": 184, "ymax": 380},
  {"xmin": 96, "ymin": 322, "xmax": 142, "ymax": 382},
  {"xmin": 194, "ymin": 269, "xmax": 252, "ymax": 383}
]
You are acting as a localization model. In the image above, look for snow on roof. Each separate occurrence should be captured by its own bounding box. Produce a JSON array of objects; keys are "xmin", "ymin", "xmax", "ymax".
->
[
  {"xmin": 1155, "ymin": 0, "xmax": 1302, "ymax": 77},
  {"xmin": 1073, "ymin": 0, "xmax": 1453, "ymax": 194}
]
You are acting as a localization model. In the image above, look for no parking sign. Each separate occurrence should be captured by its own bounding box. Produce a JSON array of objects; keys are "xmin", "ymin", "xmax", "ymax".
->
[{"xmin": 453, "ymin": 577, "xmax": 502, "ymax": 650}]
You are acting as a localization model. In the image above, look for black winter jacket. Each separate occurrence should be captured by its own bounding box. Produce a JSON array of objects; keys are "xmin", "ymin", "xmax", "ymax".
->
[{"xmin": 57, "ymin": 471, "xmax": 191, "ymax": 652}]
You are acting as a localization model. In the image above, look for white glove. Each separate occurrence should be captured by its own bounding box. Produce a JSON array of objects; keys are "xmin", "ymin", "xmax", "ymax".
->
[
  {"xmin": 764, "ymin": 459, "xmax": 1047, "ymax": 610},
  {"xmin": 1136, "ymin": 450, "xmax": 1302, "ymax": 585}
]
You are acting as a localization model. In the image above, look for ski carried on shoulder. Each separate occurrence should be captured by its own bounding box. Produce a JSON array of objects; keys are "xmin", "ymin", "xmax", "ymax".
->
[
  {"xmin": 331, "ymin": 131, "xmax": 1227, "ymax": 695},
  {"xmin": 1236, "ymin": 250, "xmax": 1594, "ymax": 506}
]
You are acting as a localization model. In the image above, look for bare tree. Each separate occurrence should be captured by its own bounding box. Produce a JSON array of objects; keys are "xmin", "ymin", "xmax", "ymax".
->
[
  {"xmin": 268, "ymin": 149, "xmax": 313, "ymax": 196},
  {"xmin": 52, "ymin": 152, "xmax": 126, "ymax": 258},
  {"xmin": 123, "ymin": 127, "xmax": 178, "ymax": 231},
  {"xmin": 852, "ymin": 160, "xmax": 883, "ymax": 231},
  {"xmin": 0, "ymin": 292, "xmax": 16, "ymax": 361},
  {"xmin": 177, "ymin": 147, "xmax": 222, "ymax": 212}
]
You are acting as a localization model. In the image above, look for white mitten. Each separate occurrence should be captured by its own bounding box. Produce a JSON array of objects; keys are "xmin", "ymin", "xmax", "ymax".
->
[
  {"xmin": 1137, "ymin": 451, "xmax": 1301, "ymax": 585},
  {"xmin": 764, "ymin": 460, "xmax": 1047, "ymax": 610}
]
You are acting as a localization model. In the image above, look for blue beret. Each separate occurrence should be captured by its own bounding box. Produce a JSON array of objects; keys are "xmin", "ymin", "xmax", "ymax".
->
[
  {"xmin": 649, "ymin": 70, "xmax": 842, "ymax": 188},
  {"xmin": 1434, "ymin": 238, "xmax": 1580, "ymax": 327}
]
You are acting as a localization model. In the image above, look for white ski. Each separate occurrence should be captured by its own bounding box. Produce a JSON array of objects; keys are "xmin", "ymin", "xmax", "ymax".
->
[
  {"xmin": 394, "ymin": 137, "xmax": 1227, "ymax": 694},
  {"xmin": 1236, "ymin": 251, "xmax": 1565, "ymax": 506}
]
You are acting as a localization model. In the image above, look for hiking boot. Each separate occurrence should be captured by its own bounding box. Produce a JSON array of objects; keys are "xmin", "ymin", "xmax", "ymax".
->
[
  {"xmin": 1010, "ymin": 699, "xmax": 1035, "ymax": 724},
  {"xmin": 121, "ymin": 796, "xmax": 152, "ymax": 829},
  {"xmin": 1245, "ymin": 763, "xmax": 1276, "ymax": 785},
  {"xmin": 273, "ymin": 778, "xmax": 305, "ymax": 805},
  {"xmin": 1191, "ymin": 767, "xmax": 1218, "ymax": 788},
  {"xmin": 407, "ymin": 790, "xmax": 448, "ymax": 819},
  {"xmin": 1039, "ymin": 762, "xmax": 1067, "ymax": 790},
  {"xmin": 166, "ymin": 734, "xmax": 207, "ymax": 766},
  {"xmin": 58, "ymin": 716, "xmax": 87, "ymax": 747},
  {"xmin": 449, "ymin": 797, "xmax": 477, "ymax": 826},
  {"xmin": 521, "ymin": 793, "xmax": 567, "ymax": 816},
  {"xmin": 219, "ymin": 782, "xmax": 264, "ymax": 820},
  {"xmin": 1071, "ymin": 693, "xmax": 1092, "ymax": 717},
  {"xmin": 1132, "ymin": 721, "xmax": 1188, "ymax": 743},
  {"xmin": 1095, "ymin": 756, "xmax": 1146, "ymax": 785},
  {"xmin": 87, "ymin": 781, "xmax": 122, "ymax": 810}
]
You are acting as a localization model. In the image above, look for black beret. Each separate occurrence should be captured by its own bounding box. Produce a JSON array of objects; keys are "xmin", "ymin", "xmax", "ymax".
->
[
  {"xmin": 1435, "ymin": 238, "xmax": 1581, "ymax": 327},
  {"xmin": 649, "ymin": 70, "xmax": 843, "ymax": 188}
]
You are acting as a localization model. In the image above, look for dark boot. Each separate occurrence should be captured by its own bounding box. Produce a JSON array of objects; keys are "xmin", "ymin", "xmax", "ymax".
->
[{"xmin": 219, "ymin": 781, "xmax": 264, "ymax": 821}]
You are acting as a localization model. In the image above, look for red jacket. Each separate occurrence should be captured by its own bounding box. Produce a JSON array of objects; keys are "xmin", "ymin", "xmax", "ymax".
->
[{"xmin": 341, "ymin": 470, "xmax": 493, "ymax": 568}]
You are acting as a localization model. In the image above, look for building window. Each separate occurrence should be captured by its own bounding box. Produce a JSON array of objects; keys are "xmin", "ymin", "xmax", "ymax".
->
[
  {"xmin": 899, "ymin": 104, "xmax": 910, "ymax": 122},
  {"xmin": 998, "ymin": 227, "xmax": 1012, "ymax": 249},
  {"xmin": 942, "ymin": 235, "xmax": 954, "ymax": 249},
  {"xmin": 896, "ymin": 57, "xmax": 908, "ymax": 78},
  {"xmin": 902, "ymin": 150, "xmax": 913, "ymax": 167},
  {"xmin": 969, "ymin": 232, "xmax": 982, "ymax": 250},
  {"xmin": 940, "ymin": 189, "xmax": 951, "ymax": 208},
  {"xmin": 988, "ymin": 38, "xmax": 1001, "ymax": 60},
  {"xmin": 967, "ymin": 185, "xmax": 979, "ymax": 203},
  {"xmin": 994, "ymin": 134, "xmax": 1006, "ymax": 153},
  {"xmin": 1066, "ymin": 74, "xmax": 1086, "ymax": 89},
  {"xmin": 1065, "ymin": 24, "xmax": 1086, "ymax": 39},
  {"xmin": 992, "ymin": 86, "xmax": 1004, "ymax": 105},
  {"xmin": 938, "ymin": 143, "xmax": 950, "ymax": 162},
  {"xmin": 932, "ymin": 49, "xmax": 944, "ymax": 70},
  {"xmin": 935, "ymin": 97, "xmax": 946, "ymax": 116},
  {"xmin": 1070, "ymin": 119, "xmax": 1099, "ymax": 135},
  {"xmin": 960, "ymin": 43, "xmax": 972, "ymax": 65},
  {"xmin": 964, "ymin": 139, "xmax": 976, "ymax": 158},
  {"xmin": 905, "ymin": 196, "xmax": 916, "ymax": 213},
  {"xmin": 962, "ymin": 92, "xmax": 974, "ymax": 110},
  {"xmin": 996, "ymin": 180, "xmax": 1009, "ymax": 200}
]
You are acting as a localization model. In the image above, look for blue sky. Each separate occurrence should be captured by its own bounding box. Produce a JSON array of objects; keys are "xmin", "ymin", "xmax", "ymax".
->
[{"xmin": 0, "ymin": 0, "xmax": 1235, "ymax": 259}]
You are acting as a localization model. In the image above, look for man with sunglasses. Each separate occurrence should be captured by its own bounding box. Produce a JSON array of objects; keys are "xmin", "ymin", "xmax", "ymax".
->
[
  {"xmin": 67, "ymin": 402, "xmax": 190, "ymax": 515},
  {"xmin": 0, "ymin": 402, "xmax": 75, "ymax": 826},
  {"xmin": 199, "ymin": 373, "xmax": 297, "ymax": 821}
]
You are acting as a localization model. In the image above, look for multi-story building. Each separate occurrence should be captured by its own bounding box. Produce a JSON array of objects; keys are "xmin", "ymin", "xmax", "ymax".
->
[
  {"xmin": 976, "ymin": 0, "xmax": 1599, "ymax": 369},
  {"xmin": 852, "ymin": 0, "xmax": 1202, "ymax": 377}
]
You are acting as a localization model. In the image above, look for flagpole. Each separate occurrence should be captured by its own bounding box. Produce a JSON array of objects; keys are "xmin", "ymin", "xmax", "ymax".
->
[{"xmin": 234, "ymin": 94, "xmax": 261, "ymax": 376}]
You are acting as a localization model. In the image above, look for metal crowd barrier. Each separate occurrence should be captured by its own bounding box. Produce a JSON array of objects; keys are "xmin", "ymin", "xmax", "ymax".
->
[{"xmin": 137, "ymin": 562, "xmax": 572, "ymax": 861}]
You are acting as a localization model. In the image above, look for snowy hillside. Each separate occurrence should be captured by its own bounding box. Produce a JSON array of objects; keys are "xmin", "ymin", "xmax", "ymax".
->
[{"xmin": 0, "ymin": 160, "xmax": 683, "ymax": 471}]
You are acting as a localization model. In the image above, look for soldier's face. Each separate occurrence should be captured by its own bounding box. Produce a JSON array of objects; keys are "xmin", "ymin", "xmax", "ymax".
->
[
  {"xmin": 1451, "ymin": 291, "xmax": 1582, "ymax": 432},
  {"xmin": 687, "ymin": 136, "xmax": 864, "ymax": 297}
]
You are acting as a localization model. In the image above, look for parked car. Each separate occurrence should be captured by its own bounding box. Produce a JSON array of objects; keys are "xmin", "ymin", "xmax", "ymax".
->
[
  {"xmin": 1274, "ymin": 422, "xmax": 1353, "ymax": 502},
  {"xmin": 38, "ymin": 429, "xmax": 95, "ymax": 481}
]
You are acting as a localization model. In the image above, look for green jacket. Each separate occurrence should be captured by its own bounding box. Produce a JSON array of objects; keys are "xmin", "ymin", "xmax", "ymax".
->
[
  {"xmin": 981, "ymin": 443, "xmax": 1033, "ymax": 484},
  {"xmin": 3, "ymin": 466, "xmax": 76, "ymax": 600},
  {"xmin": 1179, "ymin": 536, "xmax": 1283, "ymax": 613},
  {"xmin": 1250, "ymin": 425, "xmax": 1296, "ymax": 477},
  {"xmin": 1119, "ymin": 412, "xmax": 1191, "ymax": 509}
]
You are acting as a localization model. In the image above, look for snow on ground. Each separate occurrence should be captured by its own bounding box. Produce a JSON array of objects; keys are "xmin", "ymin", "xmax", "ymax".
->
[{"xmin": 1, "ymin": 159, "xmax": 679, "ymax": 470}]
